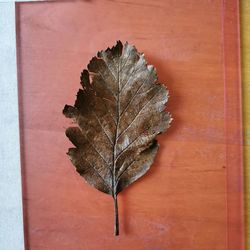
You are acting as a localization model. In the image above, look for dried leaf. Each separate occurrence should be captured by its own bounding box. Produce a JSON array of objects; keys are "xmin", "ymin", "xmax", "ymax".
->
[{"xmin": 63, "ymin": 41, "xmax": 172, "ymax": 235}]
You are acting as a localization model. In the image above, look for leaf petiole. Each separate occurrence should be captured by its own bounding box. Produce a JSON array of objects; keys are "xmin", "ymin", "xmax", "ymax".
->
[{"xmin": 113, "ymin": 194, "xmax": 119, "ymax": 236}]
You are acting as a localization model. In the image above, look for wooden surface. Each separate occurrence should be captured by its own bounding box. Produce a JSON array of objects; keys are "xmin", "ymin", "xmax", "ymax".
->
[
  {"xmin": 16, "ymin": 1, "xmax": 244, "ymax": 249},
  {"xmin": 241, "ymin": 0, "xmax": 250, "ymax": 249}
]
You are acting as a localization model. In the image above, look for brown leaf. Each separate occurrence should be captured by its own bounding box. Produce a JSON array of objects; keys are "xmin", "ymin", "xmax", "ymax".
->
[{"xmin": 63, "ymin": 41, "xmax": 172, "ymax": 235}]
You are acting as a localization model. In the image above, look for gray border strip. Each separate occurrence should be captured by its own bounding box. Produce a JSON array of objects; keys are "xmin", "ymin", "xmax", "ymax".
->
[{"xmin": 0, "ymin": 2, "xmax": 25, "ymax": 250}]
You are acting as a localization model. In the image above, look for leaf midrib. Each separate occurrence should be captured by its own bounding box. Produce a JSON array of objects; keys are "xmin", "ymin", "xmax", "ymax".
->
[{"xmin": 112, "ymin": 56, "xmax": 121, "ymax": 196}]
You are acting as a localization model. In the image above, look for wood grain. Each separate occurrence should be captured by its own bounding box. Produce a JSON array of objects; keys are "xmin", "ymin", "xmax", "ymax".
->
[{"xmin": 16, "ymin": 0, "xmax": 244, "ymax": 249}]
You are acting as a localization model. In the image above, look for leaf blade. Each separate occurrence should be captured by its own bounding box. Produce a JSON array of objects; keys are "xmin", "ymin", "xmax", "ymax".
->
[{"xmin": 63, "ymin": 41, "xmax": 172, "ymax": 234}]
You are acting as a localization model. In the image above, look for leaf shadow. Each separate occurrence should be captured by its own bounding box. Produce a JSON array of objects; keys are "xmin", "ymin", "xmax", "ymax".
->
[
  {"xmin": 146, "ymin": 54, "xmax": 182, "ymax": 137},
  {"xmin": 119, "ymin": 54, "xmax": 183, "ymax": 235}
]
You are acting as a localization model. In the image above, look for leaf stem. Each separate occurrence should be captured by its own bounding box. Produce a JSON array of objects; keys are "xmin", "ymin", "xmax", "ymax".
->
[{"xmin": 113, "ymin": 194, "xmax": 119, "ymax": 236}]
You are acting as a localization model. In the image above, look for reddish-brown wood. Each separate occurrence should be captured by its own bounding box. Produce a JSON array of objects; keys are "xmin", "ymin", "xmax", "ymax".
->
[{"xmin": 16, "ymin": 0, "xmax": 244, "ymax": 249}]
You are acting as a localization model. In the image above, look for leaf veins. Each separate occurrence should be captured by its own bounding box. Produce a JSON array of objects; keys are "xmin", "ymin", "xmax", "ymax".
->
[{"xmin": 63, "ymin": 41, "xmax": 172, "ymax": 235}]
